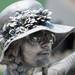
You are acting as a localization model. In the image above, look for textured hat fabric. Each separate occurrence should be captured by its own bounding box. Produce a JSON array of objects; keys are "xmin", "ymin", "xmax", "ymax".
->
[
  {"xmin": 2, "ymin": 9, "xmax": 52, "ymax": 51},
  {"xmin": 0, "ymin": 0, "xmax": 43, "ymax": 28},
  {"xmin": 2, "ymin": 9, "xmax": 74, "ymax": 51},
  {"xmin": 0, "ymin": 0, "xmax": 74, "ymax": 52}
]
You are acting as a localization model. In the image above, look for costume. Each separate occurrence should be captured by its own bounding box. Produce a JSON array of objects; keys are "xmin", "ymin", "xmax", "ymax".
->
[{"xmin": 0, "ymin": 0, "xmax": 75, "ymax": 75}]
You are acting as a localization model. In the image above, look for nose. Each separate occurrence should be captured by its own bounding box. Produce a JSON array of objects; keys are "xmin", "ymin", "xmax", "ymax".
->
[{"xmin": 40, "ymin": 41, "xmax": 49, "ymax": 49}]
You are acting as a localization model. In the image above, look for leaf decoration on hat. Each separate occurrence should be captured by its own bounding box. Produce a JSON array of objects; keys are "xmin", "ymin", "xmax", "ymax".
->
[{"xmin": 2, "ymin": 9, "xmax": 52, "ymax": 39}]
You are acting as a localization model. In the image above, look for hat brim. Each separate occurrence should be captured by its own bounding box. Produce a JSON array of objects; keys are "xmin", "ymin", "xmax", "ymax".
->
[{"xmin": 4, "ymin": 24, "xmax": 74, "ymax": 51}]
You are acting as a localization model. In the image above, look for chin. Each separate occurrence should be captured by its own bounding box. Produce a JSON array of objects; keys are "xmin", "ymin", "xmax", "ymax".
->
[
  {"xmin": 27, "ymin": 59, "xmax": 50, "ymax": 67},
  {"xmin": 24, "ymin": 56, "xmax": 50, "ymax": 67},
  {"xmin": 35, "ymin": 57, "xmax": 50, "ymax": 67}
]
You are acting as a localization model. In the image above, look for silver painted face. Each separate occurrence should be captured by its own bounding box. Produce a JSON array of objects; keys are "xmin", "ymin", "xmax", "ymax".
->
[{"xmin": 21, "ymin": 31, "xmax": 52, "ymax": 67}]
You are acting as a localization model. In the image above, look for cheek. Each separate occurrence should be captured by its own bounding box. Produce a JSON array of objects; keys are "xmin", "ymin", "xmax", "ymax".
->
[
  {"xmin": 22, "ymin": 43, "xmax": 42, "ymax": 63},
  {"xmin": 23, "ymin": 43, "xmax": 42, "ymax": 54},
  {"xmin": 22, "ymin": 46, "xmax": 37, "ymax": 64}
]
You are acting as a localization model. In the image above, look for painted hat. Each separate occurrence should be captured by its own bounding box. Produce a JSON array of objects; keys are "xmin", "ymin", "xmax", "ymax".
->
[
  {"xmin": 0, "ymin": 0, "xmax": 74, "ymax": 64},
  {"xmin": 2, "ymin": 9, "xmax": 74, "ymax": 51},
  {"xmin": 0, "ymin": 0, "xmax": 43, "ymax": 28}
]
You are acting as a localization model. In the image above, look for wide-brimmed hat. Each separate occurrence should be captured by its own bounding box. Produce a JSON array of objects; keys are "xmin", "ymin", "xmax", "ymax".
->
[
  {"xmin": 2, "ymin": 9, "xmax": 74, "ymax": 52},
  {"xmin": 1, "ymin": 0, "xmax": 74, "ymax": 65}
]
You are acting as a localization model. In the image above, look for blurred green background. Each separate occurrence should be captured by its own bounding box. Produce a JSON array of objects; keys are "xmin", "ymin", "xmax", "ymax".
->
[
  {"xmin": 0, "ymin": 0, "xmax": 46, "ymax": 12},
  {"xmin": 0, "ymin": 65, "xmax": 4, "ymax": 75}
]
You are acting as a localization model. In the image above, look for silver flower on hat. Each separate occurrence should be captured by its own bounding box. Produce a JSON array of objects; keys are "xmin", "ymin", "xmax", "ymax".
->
[{"xmin": 2, "ymin": 9, "xmax": 52, "ymax": 40}]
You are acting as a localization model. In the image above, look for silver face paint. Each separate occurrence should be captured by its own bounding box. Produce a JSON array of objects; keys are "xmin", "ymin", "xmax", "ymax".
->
[{"xmin": 21, "ymin": 31, "xmax": 54, "ymax": 67}]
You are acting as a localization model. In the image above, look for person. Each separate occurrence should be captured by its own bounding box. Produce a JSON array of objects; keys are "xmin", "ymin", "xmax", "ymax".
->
[{"xmin": 0, "ymin": 0, "xmax": 75, "ymax": 75}]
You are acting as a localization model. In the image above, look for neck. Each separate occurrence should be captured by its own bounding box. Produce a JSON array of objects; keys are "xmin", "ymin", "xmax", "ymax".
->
[
  {"xmin": 6, "ymin": 61, "xmax": 48, "ymax": 75},
  {"xmin": 7, "ymin": 65, "xmax": 47, "ymax": 75},
  {"xmin": 7, "ymin": 65, "xmax": 35, "ymax": 75}
]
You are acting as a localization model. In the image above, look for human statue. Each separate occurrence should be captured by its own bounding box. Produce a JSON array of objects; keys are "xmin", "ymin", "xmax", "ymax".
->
[{"xmin": 0, "ymin": 0, "xmax": 75, "ymax": 75}]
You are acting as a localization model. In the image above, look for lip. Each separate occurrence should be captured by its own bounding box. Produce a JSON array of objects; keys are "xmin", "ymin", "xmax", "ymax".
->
[{"xmin": 37, "ymin": 51, "xmax": 49, "ymax": 56}]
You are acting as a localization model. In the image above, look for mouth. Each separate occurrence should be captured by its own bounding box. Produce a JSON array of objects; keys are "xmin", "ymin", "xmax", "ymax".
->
[{"xmin": 37, "ymin": 51, "xmax": 49, "ymax": 56}]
